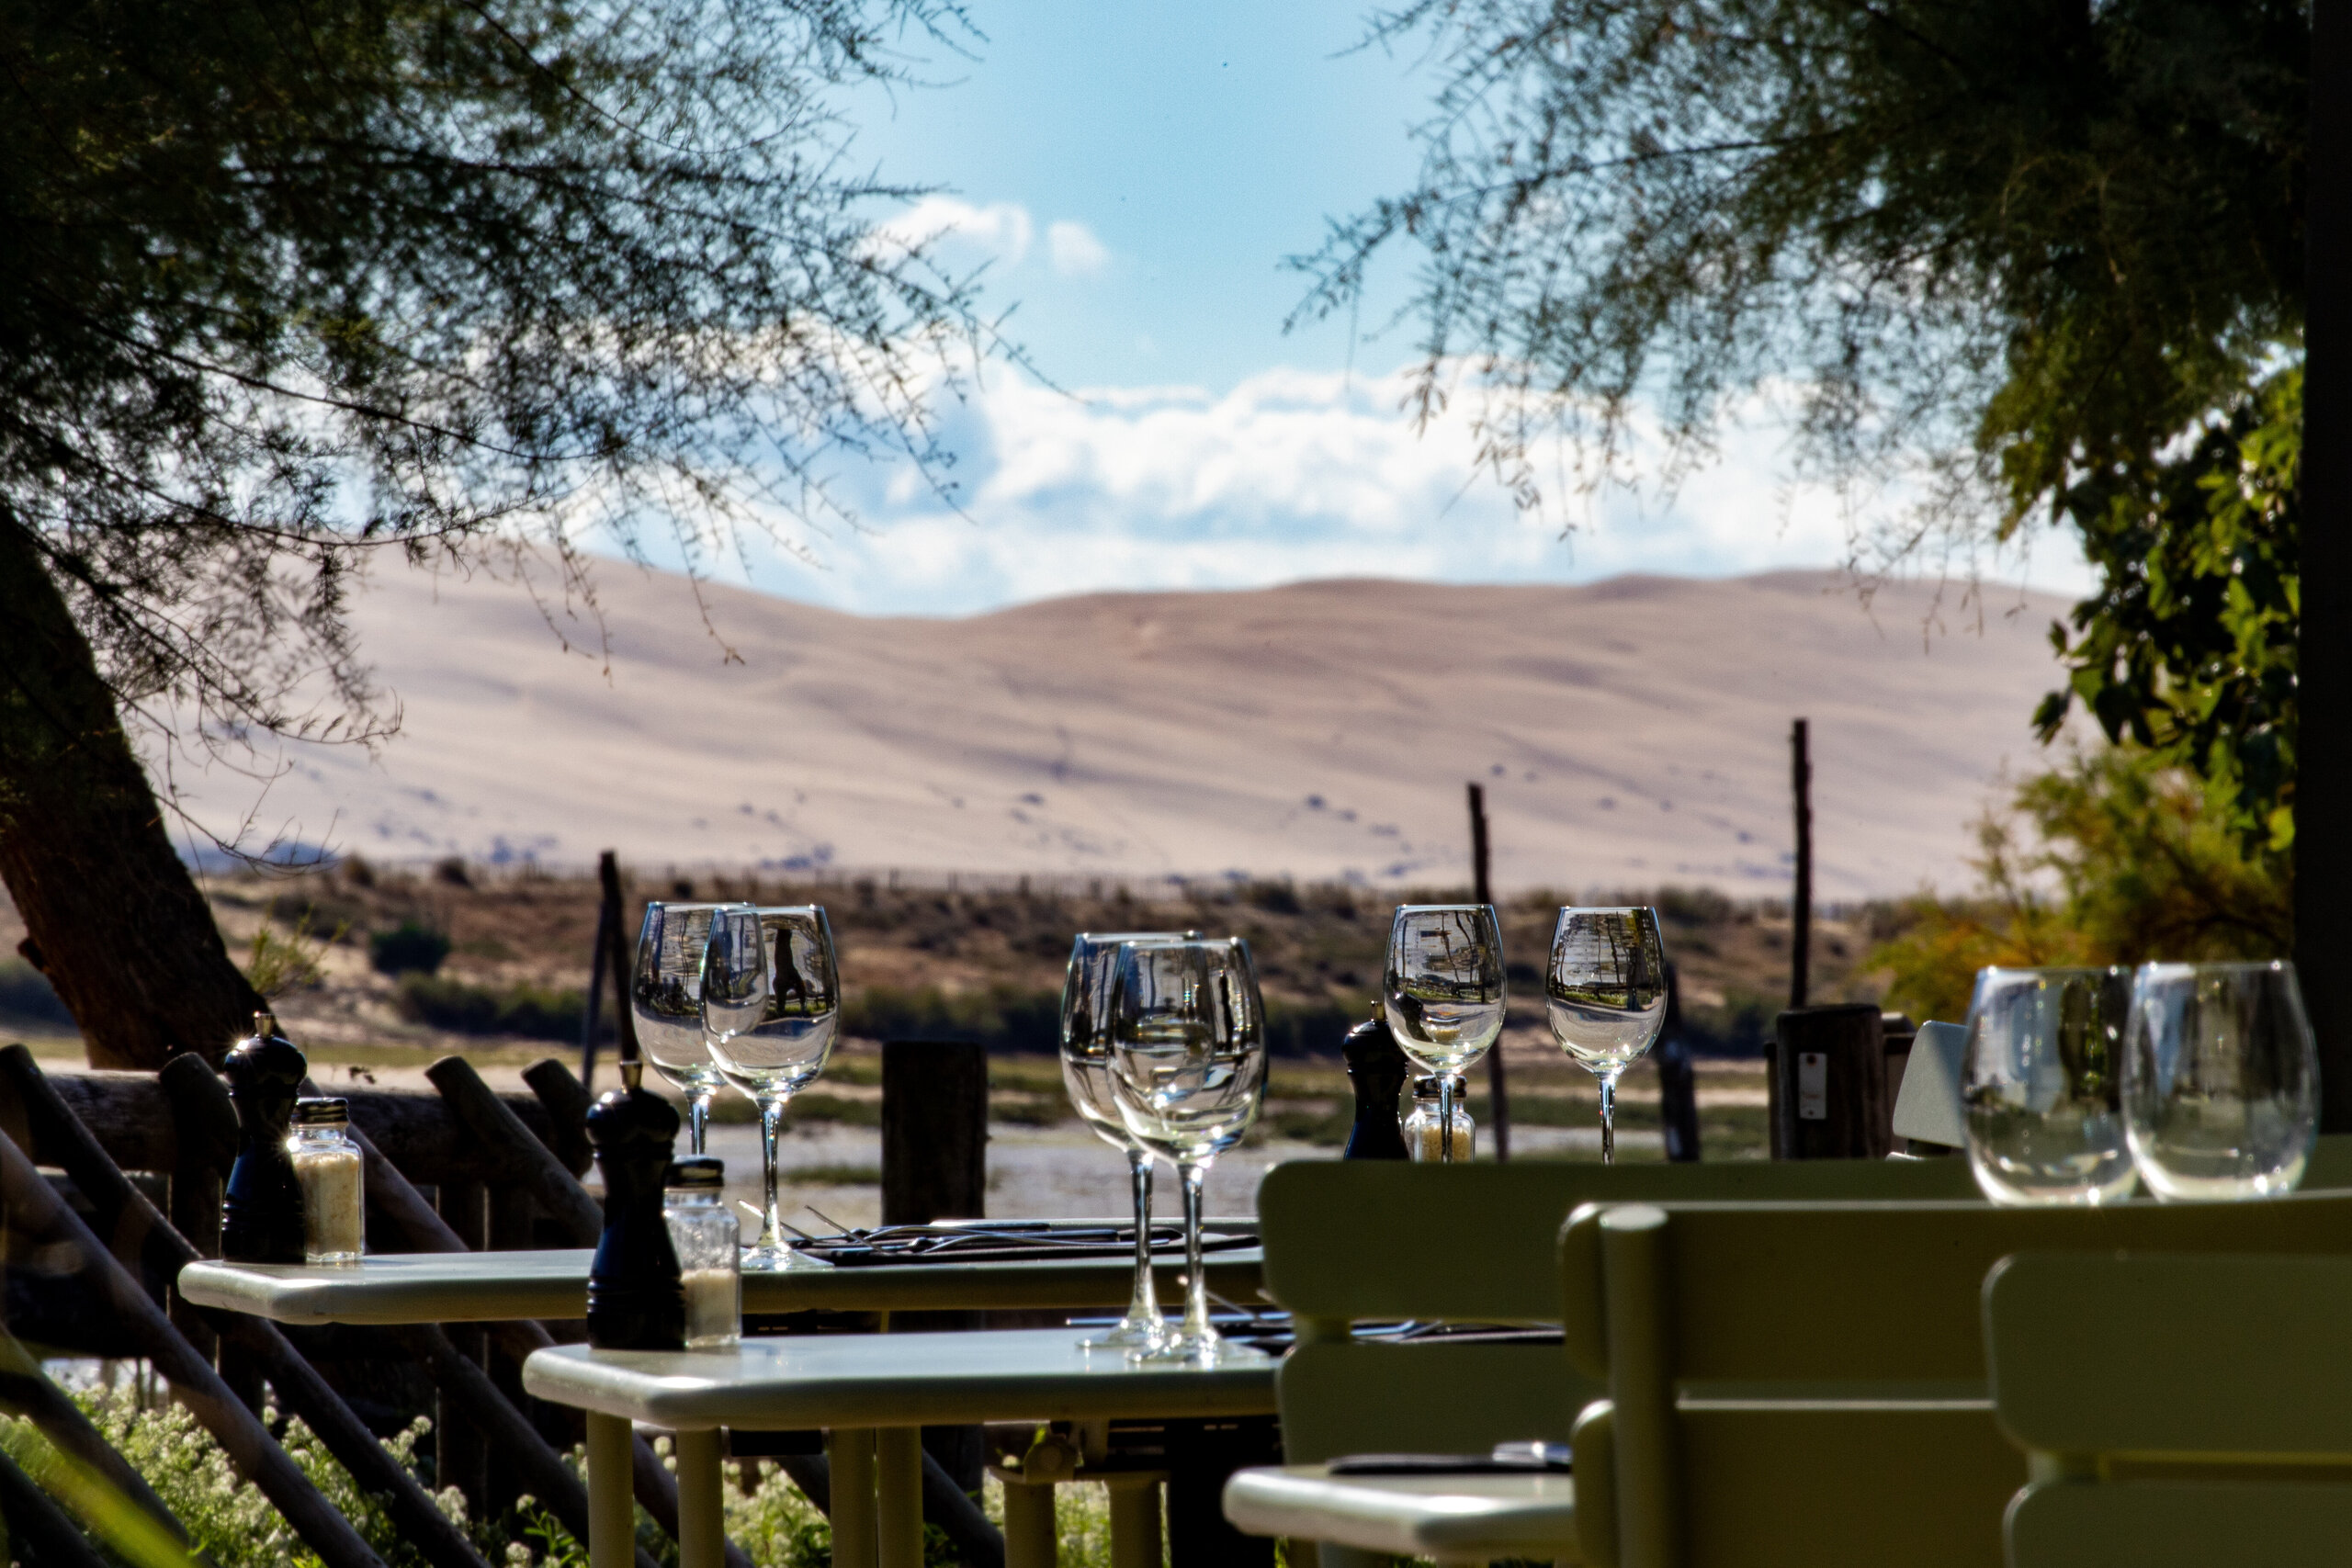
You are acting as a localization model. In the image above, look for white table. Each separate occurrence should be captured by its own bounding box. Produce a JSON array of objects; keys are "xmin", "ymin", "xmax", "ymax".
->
[
  {"xmin": 177, "ymin": 1234, "xmax": 1265, "ymax": 1325},
  {"xmin": 522, "ymin": 1328, "xmax": 1277, "ymax": 1568},
  {"xmin": 1223, "ymin": 1464, "xmax": 1577, "ymax": 1566}
]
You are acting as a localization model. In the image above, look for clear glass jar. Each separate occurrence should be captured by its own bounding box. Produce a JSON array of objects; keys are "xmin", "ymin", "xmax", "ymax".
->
[
  {"xmin": 287, "ymin": 1098, "xmax": 363, "ymax": 1265},
  {"xmin": 1405, "ymin": 1076, "xmax": 1475, "ymax": 1162},
  {"xmin": 664, "ymin": 1157, "xmax": 741, "ymax": 1348}
]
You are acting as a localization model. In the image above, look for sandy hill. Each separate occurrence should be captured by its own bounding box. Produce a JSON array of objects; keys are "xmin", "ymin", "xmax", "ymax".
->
[{"xmin": 170, "ymin": 564, "xmax": 2080, "ymax": 898}]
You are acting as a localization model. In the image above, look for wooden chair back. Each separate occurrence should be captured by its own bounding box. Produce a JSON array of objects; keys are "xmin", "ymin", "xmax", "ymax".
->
[
  {"xmin": 1985, "ymin": 1250, "xmax": 2352, "ymax": 1567},
  {"xmin": 1557, "ymin": 1189, "xmax": 2352, "ymax": 1568},
  {"xmin": 1255, "ymin": 1157, "xmax": 1978, "ymax": 1464}
]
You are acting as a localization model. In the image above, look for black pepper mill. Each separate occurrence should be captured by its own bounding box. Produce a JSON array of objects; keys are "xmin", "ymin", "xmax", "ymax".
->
[
  {"xmin": 1341, "ymin": 1003, "xmax": 1412, "ymax": 1160},
  {"xmin": 220, "ymin": 1010, "xmax": 309, "ymax": 1262},
  {"xmin": 584, "ymin": 1059, "xmax": 686, "ymax": 1350}
]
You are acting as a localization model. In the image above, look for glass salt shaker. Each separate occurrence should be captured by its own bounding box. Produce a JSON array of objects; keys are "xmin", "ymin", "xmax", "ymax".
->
[
  {"xmin": 287, "ymin": 1098, "xmax": 364, "ymax": 1265},
  {"xmin": 1405, "ymin": 1075, "xmax": 1476, "ymax": 1163},
  {"xmin": 663, "ymin": 1157, "xmax": 741, "ymax": 1348}
]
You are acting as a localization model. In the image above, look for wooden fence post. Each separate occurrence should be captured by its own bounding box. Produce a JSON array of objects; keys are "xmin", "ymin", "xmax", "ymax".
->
[
  {"xmin": 881, "ymin": 1041, "xmax": 988, "ymax": 1224},
  {"xmin": 1790, "ymin": 718, "xmax": 1813, "ymax": 1010},
  {"xmin": 1769, "ymin": 1004, "xmax": 1890, "ymax": 1159},
  {"xmin": 1467, "ymin": 782, "xmax": 1510, "ymax": 1161}
]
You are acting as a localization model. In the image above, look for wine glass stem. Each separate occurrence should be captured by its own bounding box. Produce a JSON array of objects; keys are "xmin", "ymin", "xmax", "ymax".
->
[
  {"xmin": 1177, "ymin": 1160, "xmax": 1213, "ymax": 1349},
  {"xmin": 1598, "ymin": 1073, "xmax": 1618, "ymax": 1166},
  {"xmin": 1439, "ymin": 1074, "xmax": 1457, "ymax": 1163},
  {"xmin": 687, "ymin": 1092, "xmax": 712, "ymax": 1156},
  {"xmin": 757, "ymin": 1098, "xmax": 786, "ymax": 1250},
  {"xmin": 1123, "ymin": 1148, "xmax": 1162, "ymax": 1334}
]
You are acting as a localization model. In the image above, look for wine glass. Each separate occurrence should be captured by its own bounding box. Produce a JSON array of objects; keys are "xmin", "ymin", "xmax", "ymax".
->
[
  {"xmin": 2123, "ymin": 960, "xmax": 2317, "ymax": 1201},
  {"xmin": 701, "ymin": 905, "xmax": 841, "ymax": 1269},
  {"xmin": 1545, "ymin": 907, "xmax": 1668, "ymax": 1164},
  {"xmin": 1962, "ymin": 966, "xmax": 2137, "ymax": 1205},
  {"xmin": 1104, "ymin": 938, "xmax": 1269, "ymax": 1365},
  {"xmin": 1383, "ymin": 905, "xmax": 1507, "ymax": 1163},
  {"xmin": 631, "ymin": 901, "xmax": 742, "ymax": 1155},
  {"xmin": 1060, "ymin": 930, "xmax": 1190, "ymax": 1351}
]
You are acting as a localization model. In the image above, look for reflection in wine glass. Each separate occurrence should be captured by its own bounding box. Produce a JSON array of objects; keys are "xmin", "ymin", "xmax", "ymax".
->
[
  {"xmin": 1546, "ymin": 908, "xmax": 1668, "ymax": 1164},
  {"xmin": 1106, "ymin": 938, "xmax": 1268, "ymax": 1365},
  {"xmin": 2123, "ymin": 961, "xmax": 2317, "ymax": 1201},
  {"xmin": 702, "ymin": 906, "xmax": 840, "ymax": 1269},
  {"xmin": 1061, "ymin": 930, "xmax": 1189, "ymax": 1350},
  {"xmin": 631, "ymin": 902, "xmax": 742, "ymax": 1155},
  {"xmin": 1962, "ymin": 966, "xmax": 2137, "ymax": 1205},
  {"xmin": 1384, "ymin": 905, "xmax": 1506, "ymax": 1162}
]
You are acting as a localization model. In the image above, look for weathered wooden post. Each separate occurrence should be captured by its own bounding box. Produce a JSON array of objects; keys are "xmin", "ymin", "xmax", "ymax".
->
[
  {"xmin": 1657, "ymin": 963, "xmax": 1701, "ymax": 1162},
  {"xmin": 1769, "ymin": 1004, "xmax": 1891, "ymax": 1159},
  {"xmin": 880, "ymin": 1041, "xmax": 988, "ymax": 1224},
  {"xmin": 1467, "ymin": 782, "xmax": 1510, "ymax": 1160},
  {"xmin": 1790, "ymin": 718, "xmax": 1813, "ymax": 1010}
]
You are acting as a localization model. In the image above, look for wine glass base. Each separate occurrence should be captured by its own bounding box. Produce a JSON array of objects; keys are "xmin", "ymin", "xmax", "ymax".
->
[
  {"xmin": 1125, "ymin": 1334, "xmax": 1270, "ymax": 1368},
  {"xmin": 741, "ymin": 1243, "xmax": 830, "ymax": 1272},
  {"xmin": 1077, "ymin": 1317, "xmax": 1166, "ymax": 1352}
]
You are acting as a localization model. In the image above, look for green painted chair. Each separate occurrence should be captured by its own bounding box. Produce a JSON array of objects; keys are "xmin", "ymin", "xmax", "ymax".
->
[
  {"xmin": 1221, "ymin": 1157, "xmax": 1981, "ymax": 1566},
  {"xmin": 1984, "ymin": 1250, "xmax": 2352, "ymax": 1568},
  {"xmin": 1558, "ymin": 1188, "xmax": 2352, "ymax": 1568}
]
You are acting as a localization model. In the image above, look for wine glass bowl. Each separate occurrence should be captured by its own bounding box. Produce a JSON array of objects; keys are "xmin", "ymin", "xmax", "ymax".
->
[
  {"xmin": 1383, "ymin": 905, "xmax": 1508, "ymax": 1075},
  {"xmin": 2123, "ymin": 960, "xmax": 2317, "ymax": 1201},
  {"xmin": 632, "ymin": 901, "xmax": 740, "ymax": 1155},
  {"xmin": 1961, "ymin": 966, "xmax": 2136, "ymax": 1205},
  {"xmin": 1104, "ymin": 938, "xmax": 1268, "ymax": 1363},
  {"xmin": 1545, "ymin": 907, "xmax": 1668, "ymax": 1163},
  {"xmin": 701, "ymin": 905, "xmax": 840, "ymax": 1269}
]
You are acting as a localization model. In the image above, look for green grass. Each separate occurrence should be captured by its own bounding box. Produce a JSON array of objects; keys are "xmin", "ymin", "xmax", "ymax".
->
[{"xmin": 780, "ymin": 1163, "xmax": 882, "ymax": 1186}]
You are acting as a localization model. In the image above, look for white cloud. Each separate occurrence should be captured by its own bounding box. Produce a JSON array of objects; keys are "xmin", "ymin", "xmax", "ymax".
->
[
  {"xmin": 1046, "ymin": 220, "xmax": 1112, "ymax": 276},
  {"xmin": 871, "ymin": 197, "xmax": 1034, "ymax": 267},
  {"xmin": 707, "ymin": 362, "xmax": 2098, "ymax": 617}
]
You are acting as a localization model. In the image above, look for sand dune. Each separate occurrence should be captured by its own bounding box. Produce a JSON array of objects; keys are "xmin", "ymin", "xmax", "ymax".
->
[{"xmin": 169, "ymin": 564, "xmax": 2080, "ymax": 897}]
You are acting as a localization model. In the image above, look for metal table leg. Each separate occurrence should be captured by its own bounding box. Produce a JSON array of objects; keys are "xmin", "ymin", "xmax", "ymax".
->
[
  {"xmin": 1103, "ymin": 1473, "xmax": 1162, "ymax": 1568},
  {"xmin": 875, "ymin": 1427, "xmax": 924, "ymax": 1568},
  {"xmin": 584, "ymin": 1413, "xmax": 636, "ymax": 1568},
  {"xmin": 827, "ymin": 1427, "xmax": 879, "ymax": 1568},
  {"xmin": 673, "ymin": 1428, "xmax": 725, "ymax": 1568},
  {"xmin": 1000, "ymin": 1477, "xmax": 1057, "ymax": 1568}
]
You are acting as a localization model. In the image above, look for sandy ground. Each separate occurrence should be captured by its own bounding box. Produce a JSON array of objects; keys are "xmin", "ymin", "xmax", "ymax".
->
[{"xmin": 162, "ymin": 563, "xmax": 2074, "ymax": 898}]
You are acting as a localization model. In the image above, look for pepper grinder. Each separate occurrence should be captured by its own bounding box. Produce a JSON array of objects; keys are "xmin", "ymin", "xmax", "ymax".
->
[
  {"xmin": 584, "ymin": 1059, "xmax": 686, "ymax": 1350},
  {"xmin": 1340, "ymin": 1003, "xmax": 1412, "ymax": 1160},
  {"xmin": 220, "ymin": 1011, "xmax": 309, "ymax": 1263}
]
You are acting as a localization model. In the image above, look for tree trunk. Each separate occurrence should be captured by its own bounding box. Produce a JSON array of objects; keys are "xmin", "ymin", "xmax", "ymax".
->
[{"xmin": 0, "ymin": 517, "xmax": 263, "ymax": 1067}]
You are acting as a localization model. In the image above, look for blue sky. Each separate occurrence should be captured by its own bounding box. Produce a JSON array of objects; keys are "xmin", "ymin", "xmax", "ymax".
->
[{"xmin": 641, "ymin": 0, "xmax": 2096, "ymax": 617}]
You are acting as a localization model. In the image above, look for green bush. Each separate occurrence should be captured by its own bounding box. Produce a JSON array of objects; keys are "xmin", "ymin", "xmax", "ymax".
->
[
  {"xmin": 369, "ymin": 920, "xmax": 453, "ymax": 976},
  {"xmin": 841, "ymin": 985, "xmax": 1060, "ymax": 1051},
  {"xmin": 2, "ymin": 1381, "xmax": 461, "ymax": 1568},
  {"xmin": 396, "ymin": 975, "xmax": 583, "ymax": 1041}
]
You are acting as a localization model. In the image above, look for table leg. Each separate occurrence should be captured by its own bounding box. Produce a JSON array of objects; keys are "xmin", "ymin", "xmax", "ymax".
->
[
  {"xmin": 1103, "ymin": 1474, "xmax": 1161, "ymax": 1568},
  {"xmin": 673, "ymin": 1428, "xmax": 725, "ymax": 1568},
  {"xmin": 583, "ymin": 1414, "xmax": 636, "ymax": 1568},
  {"xmin": 1000, "ymin": 1477, "xmax": 1057, "ymax": 1568},
  {"xmin": 875, "ymin": 1427, "xmax": 923, "ymax": 1568},
  {"xmin": 826, "ymin": 1427, "xmax": 879, "ymax": 1568}
]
